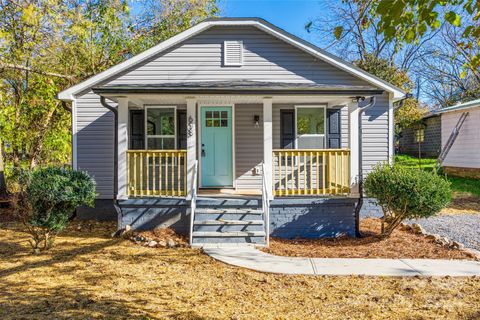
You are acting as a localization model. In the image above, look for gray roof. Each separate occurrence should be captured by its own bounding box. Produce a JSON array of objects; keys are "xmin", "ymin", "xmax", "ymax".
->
[
  {"xmin": 434, "ymin": 98, "xmax": 480, "ymax": 114},
  {"xmin": 93, "ymin": 80, "xmax": 384, "ymax": 96}
]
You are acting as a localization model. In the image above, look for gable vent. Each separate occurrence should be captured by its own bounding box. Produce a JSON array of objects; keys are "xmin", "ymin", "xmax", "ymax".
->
[{"xmin": 224, "ymin": 40, "xmax": 243, "ymax": 66}]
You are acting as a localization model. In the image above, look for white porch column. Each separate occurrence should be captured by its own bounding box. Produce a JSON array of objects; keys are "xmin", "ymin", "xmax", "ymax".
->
[
  {"xmin": 186, "ymin": 97, "xmax": 197, "ymax": 200},
  {"xmin": 348, "ymin": 101, "xmax": 360, "ymax": 196},
  {"xmin": 117, "ymin": 97, "xmax": 129, "ymax": 199},
  {"xmin": 263, "ymin": 97, "xmax": 273, "ymax": 199}
]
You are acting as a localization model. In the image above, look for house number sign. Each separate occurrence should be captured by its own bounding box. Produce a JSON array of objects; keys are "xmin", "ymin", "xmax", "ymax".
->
[{"xmin": 187, "ymin": 115, "xmax": 194, "ymax": 138}]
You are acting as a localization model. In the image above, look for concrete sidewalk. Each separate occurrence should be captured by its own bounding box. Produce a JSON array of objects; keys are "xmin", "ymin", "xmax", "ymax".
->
[{"xmin": 204, "ymin": 246, "xmax": 480, "ymax": 276}]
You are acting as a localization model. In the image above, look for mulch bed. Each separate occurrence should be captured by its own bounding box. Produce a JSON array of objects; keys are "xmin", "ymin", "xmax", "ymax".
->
[{"xmin": 261, "ymin": 218, "xmax": 474, "ymax": 260}]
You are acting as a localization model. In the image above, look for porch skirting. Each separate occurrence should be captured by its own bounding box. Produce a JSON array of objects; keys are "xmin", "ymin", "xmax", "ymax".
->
[{"xmin": 269, "ymin": 198, "xmax": 357, "ymax": 238}]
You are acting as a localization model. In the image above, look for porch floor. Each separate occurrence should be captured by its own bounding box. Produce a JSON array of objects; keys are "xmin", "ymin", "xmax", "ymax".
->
[{"xmin": 197, "ymin": 189, "xmax": 261, "ymax": 197}]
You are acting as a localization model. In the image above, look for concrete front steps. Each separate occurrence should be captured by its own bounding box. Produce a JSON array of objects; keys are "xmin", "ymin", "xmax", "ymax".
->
[{"xmin": 191, "ymin": 197, "xmax": 267, "ymax": 246}]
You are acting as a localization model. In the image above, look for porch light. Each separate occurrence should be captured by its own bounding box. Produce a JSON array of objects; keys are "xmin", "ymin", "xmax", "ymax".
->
[{"xmin": 253, "ymin": 115, "xmax": 260, "ymax": 127}]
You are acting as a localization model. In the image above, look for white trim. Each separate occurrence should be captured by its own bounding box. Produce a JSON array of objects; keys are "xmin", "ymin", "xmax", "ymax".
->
[
  {"xmin": 197, "ymin": 103, "xmax": 235, "ymax": 188},
  {"xmin": 294, "ymin": 105, "xmax": 327, "ymax": 149},
  {"xmin": 388, "ymin": 93, "xmax": 394, "ymax": 163},
  {"xmin": 223, "ymin": 40, "xmax": 244, "ymax": 66},
  {"xmin": 185, "ymin": 97, "xmax": 197, "ymax": 200},
  {"xmin": 263, "ymin": 97, "xmax": 273, "ymax": 199},
  {"xmin": 72, "ymin": 99, "xmax": 78, "ymax": 170},
  {"xmin": 348, "ymin": 102, "xmax": 360, "ymax": 195},
  {"xmin": 144, "ymin": 105, "xmax": 177, "ymax": 149},
  {"xmin": 117, "ymin": 97, "xmax": 129, "ymax": 199},
  {"xmin": 58, "ymin": 19, "xmax": 405, "ymax": 101}
]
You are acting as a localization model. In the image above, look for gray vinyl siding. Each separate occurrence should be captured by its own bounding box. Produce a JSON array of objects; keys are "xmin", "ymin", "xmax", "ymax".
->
[
  {"xmin": 361, "ymin": 93, "xmax": 390, "ymax": 173},
  {"xmin": 76, "ymin": 91, "xmax": 115, "ymax": 198},
  {"xmin": 235, "ymin": 104, "xmax": 263, "ymax": 189},
  {"xmin": 107, "ymin": 26, "xmax": 370, "ymax": 86},
  {"xmin": 74, "ymin": 25, "xmax": 391, "ymax": 198}
]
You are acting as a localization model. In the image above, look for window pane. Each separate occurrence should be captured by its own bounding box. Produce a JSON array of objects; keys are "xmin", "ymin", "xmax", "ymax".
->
[
  {"xmin": 297, "ymin": 108, "xmax": 324, "ymax": 135},
  {"xmin": 147, "ymin": 137, "xmax": 175, "ymax": 150},
  {"xmin": 147, "ymin": 108, "xmax": 175, "ymax": 135},
  {"xmin": 221, "ymin": 111, "xmax": 227, "ymax": 119}
]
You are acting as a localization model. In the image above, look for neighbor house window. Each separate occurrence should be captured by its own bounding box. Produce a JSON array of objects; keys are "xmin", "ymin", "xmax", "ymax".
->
[
  {"xmin": 145, "ymin": 106, "xmax": 176, "ymax": 149},
  {"xmin": 415, "ymin": 128, "xmax": 425, "ymax": 143},
  {"xmin": 295, "ymin": 106, "xmax": 326, "ymax": 149}
]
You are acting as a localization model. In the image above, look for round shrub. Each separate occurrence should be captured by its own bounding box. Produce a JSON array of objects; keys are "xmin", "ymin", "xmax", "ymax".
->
[
  {"xmin": 18, "ymin": 167, "xmax": 96, "ymax": 251},
  {"xmin": 364, "ymin": 164, "xmax": 451, "ymax": 237}
]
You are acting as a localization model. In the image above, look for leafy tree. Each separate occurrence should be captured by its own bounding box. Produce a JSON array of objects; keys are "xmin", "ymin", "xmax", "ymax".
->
[
  {"xmin": 354, "ymin": 54, "xmax": 426, "ymax": 135},
  {"xmin": 13, "ymin": 167, "xmax": 96, "ymax": 251},
  {"xmin": 370, "ymin": 0, "xmax": 480, "ymax": 79},
  {"xmin": 364, "ymin": 164, "xmax": 451, "ymax": 237},
  {"xmin": 0, "ymin": 0, "xmax": 218, "ymax": 193}
]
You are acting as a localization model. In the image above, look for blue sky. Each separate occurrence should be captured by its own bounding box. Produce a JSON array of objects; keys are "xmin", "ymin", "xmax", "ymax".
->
[{"xmin": 220, "ymin": 0, "xmax": 324, "ymax": 47}]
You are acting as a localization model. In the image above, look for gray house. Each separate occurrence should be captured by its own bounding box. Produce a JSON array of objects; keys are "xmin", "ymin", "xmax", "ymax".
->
[
  {"xmin": 58, "ymin": 18, "xmax": 405, "ymax": 246},
  {"xmin": 399, "ymin": 112, "xmax": 441, "ymax": 158}
]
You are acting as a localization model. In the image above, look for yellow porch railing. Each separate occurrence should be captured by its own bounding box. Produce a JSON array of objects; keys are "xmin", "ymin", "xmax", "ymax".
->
[
  {"xmin": 273, "ymin": 149, "xmax": 350, "ymax": 196},
  {"xmin": 127, "ymin": 150, "xmax": 187, "ymax": 197}
]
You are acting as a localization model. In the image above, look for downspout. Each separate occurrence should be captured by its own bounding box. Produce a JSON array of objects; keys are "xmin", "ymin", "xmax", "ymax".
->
[
  {"xmin": 353, "ymin": 96, "xmax": 376, "ymax": 237},
  {"xmin": 100, "ymin": 96, "xmax": 118, "ymax": 200},
  {"xmin": 353, "ymin": 93, "xmax": 412, "ymax": 237}
]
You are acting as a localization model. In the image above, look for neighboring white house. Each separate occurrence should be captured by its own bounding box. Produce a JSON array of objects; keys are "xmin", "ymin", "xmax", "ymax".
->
[{"xmin": 436, "ymin": 98, "xmax": 480, "ymax": 179}]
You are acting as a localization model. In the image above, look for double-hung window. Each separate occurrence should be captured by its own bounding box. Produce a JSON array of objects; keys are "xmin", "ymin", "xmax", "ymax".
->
[
  {"xmin": 295, "ymin": 106, "xmax": 326, "ymax": 149},
  {"xmin": 145, "ymin": 106, "xmax": 176, "ymax": 150}
]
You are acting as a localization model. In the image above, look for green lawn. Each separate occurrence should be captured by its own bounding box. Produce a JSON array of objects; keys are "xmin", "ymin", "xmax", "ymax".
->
[{"xmin": 394, "ymin": 154, "xmax": 480, "ymax": 198}]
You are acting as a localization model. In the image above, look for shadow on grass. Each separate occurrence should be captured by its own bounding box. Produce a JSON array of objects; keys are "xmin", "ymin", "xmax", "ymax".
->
[
  {"xmin": 0, "ymin": 238, "xmax": 121, "ymax": 279},
  {"xmin": 0, "ymin": 282, "xmax": 165, "ymax": 320}
]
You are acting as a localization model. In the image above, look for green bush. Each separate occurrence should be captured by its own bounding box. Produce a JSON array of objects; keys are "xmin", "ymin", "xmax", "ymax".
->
[
  {"xmin": 14, "ymin": 167, "xmax": 96, "ymax": 251},
  {"xmin": 364, "ymin": 163, "xmax": 451, "ymax": 237}
]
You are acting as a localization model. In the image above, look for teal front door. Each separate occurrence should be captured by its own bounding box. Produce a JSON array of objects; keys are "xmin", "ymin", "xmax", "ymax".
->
[{"xmin": 201, "ymin": 106, "xmax": 233, "ymax": 187}]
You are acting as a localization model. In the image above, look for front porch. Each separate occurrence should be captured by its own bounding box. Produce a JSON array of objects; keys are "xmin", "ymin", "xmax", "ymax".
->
[
  {"xmin": 125, "ymin": 148, "xmax": 351, "ymax": 198},
  {"xmin": 95, "ymin": 89, "xmax": 376, "ymax": 245}
]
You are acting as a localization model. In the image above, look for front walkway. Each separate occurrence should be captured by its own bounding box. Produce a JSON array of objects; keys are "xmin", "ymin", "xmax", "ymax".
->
[{"xmin": 204, "ymin": 246, "xmax": 480, "ymax": 276}]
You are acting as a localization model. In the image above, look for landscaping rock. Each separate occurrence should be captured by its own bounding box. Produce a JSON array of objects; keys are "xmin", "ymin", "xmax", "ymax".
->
[
  {"xmin": 435, "ymin": 237, "xmax": 450, "ymax": 247},
  {"xmin": 148, "ymin": 240, "xmax": 158, "ymax": 247},
  {"xmin": 167, "ymin": 239, "xmax": 176, "ymax": 248},
  {"xmin": 411, "ymin": 223, "xmax": 425, "ymax": 235},
  {"xmin": 451, "ymin": 241, "xmax": 464, "ymax": 249},
  {"xmin": 134, "ymin": 235, "xmax": 144, "ymax": 242},
  {"xmin": 158, "ymin": 240, "xmax": 167, "ymax": 247},
  {"xmin": 425, "ymin": 234, "xmax": 437, "ymax": 241}
]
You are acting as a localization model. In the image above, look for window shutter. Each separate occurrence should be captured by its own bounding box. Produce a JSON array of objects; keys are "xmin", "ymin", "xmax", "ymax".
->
[
  {"xmin": 177, "ymin": 110, "xmax": 187, "ymax": 149},
  {"xmin": 327, "ymin": 109, "xmax": 341, "ymax": 148},
  {"xmin": 129, "ymin": 109, "xmax": 145, "ymax": 150},
  {"xmin": 280, "ymin": 110, "xmax": 295, "ymax": 149},
  {"xmin": 224, "ymin": 41, "xmax": 243, "ymax": 66}
]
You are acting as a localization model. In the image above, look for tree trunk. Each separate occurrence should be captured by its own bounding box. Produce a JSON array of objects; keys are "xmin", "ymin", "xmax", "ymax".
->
[{"xmin": 0, "ymin": 141, "xmax": 8, "ymax": 199}]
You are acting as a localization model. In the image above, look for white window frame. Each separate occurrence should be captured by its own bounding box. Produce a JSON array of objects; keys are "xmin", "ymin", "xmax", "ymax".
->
[
  {"xmin": 223, "ymin": 40, "xmax": 244, "ymax": 66},
  {"xmin": 144, "ymin": 105, "xmax": 177, "ymax": 150},
  {"xmin": 294, "ymin": 105, "xmax": 327, "ymax": 149}
]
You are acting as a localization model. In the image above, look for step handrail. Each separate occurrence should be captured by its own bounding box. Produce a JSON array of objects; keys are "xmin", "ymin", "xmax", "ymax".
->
[
  {"xmin": 189, "ymin": 160, "xmax": 198, "ymax": 245},
  {"xmin": 261, "ymin": 162, "xmax": 270, "ymax": 247}
]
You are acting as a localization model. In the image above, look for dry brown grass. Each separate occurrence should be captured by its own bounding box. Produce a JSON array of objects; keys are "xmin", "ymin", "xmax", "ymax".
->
[
  {"xmin": 262, "ymin": 218, "xmax": 473, "ymax": 260},
  {"xmin": 1, "ymin": 219, "xmax": 479, "ymax": 320},
  {"xmin": 441, "ymin": 195, "xmax": 480, "ymax": 215}
]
